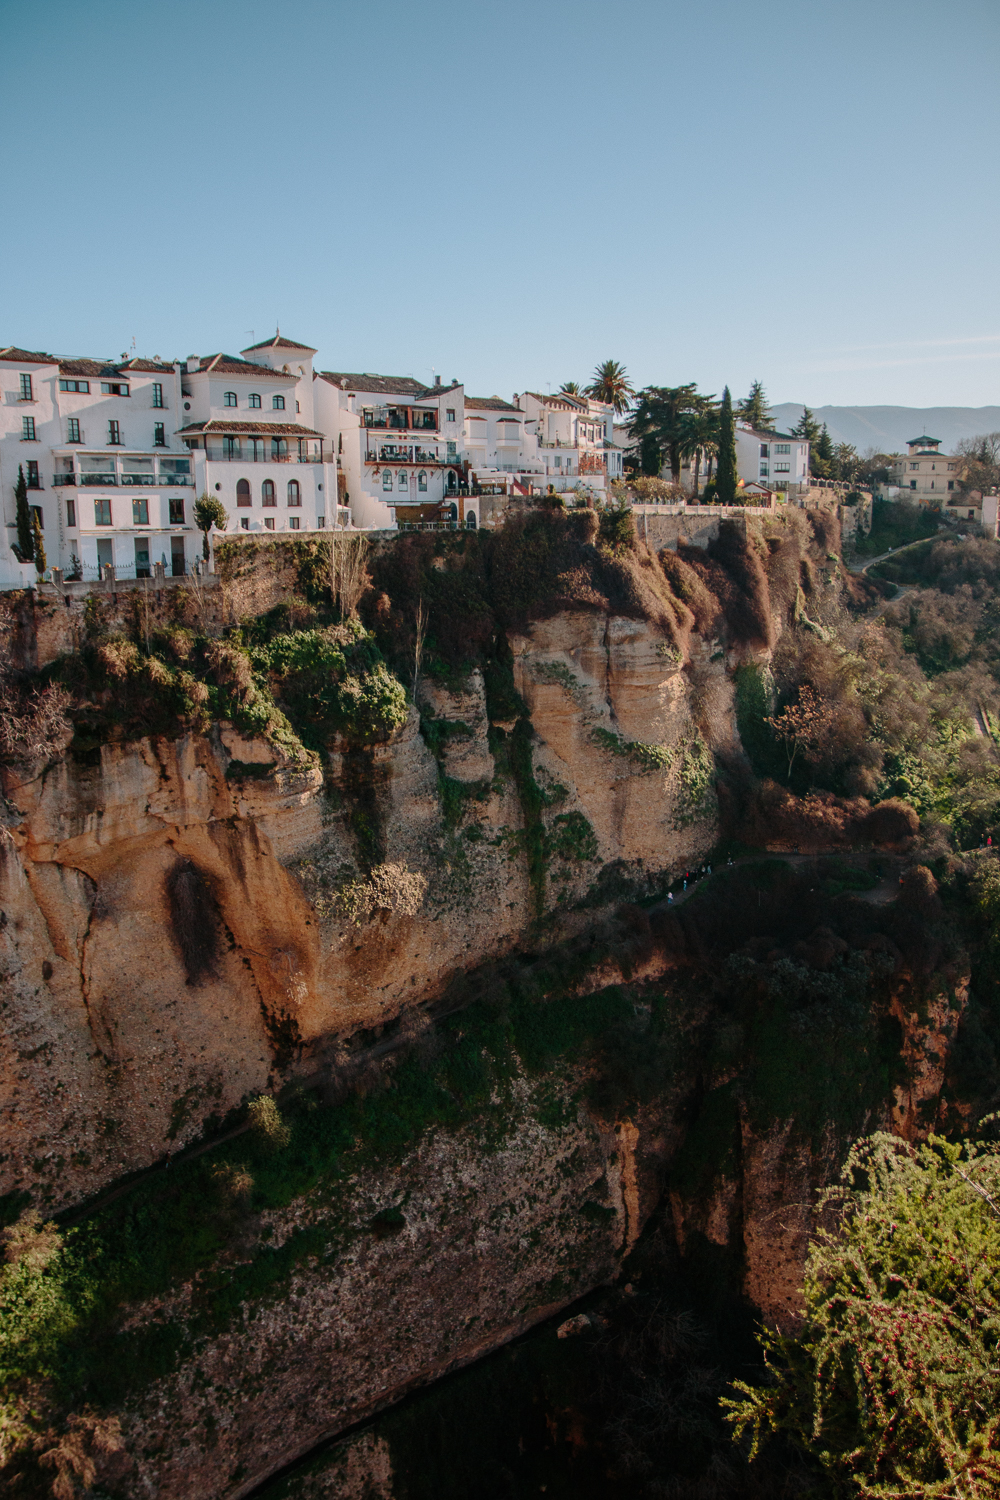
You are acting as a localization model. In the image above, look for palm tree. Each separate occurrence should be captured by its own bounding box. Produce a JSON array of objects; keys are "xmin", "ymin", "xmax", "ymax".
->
[
  {"xmin": 681, "ymin": 398, "xmax": 719, "ymax": 499},
  {"xmin": 629, "ymin": 384, "xmax": 701, "ymax": 483},
  {"xmin": 558, "ymin": 381, "xmax": 581, "ymax": 396},
  {"xmin": 585, "ymin": 359, "xmax": 635, "ymax": 415}
]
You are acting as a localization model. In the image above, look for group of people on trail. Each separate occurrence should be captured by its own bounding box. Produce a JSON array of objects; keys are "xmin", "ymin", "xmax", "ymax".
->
[{"xmin": 667, "ymin": 863, "xmax": 713, "ymax": 904}]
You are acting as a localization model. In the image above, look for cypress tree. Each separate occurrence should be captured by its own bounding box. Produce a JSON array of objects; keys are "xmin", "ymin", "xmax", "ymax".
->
[
  {"xmin": 812, "ymin": 423, "xmax": 833, "ymax": 478},
  {"xmin": 716, "ymin": 386, "xmax": 738, "ymax": 505},
  {"xmin": 31, "ymin": 511, "xmax": 46, "ymax": 577},
  {"xmin": 14, "ymin": 465, "xmax": 33, "ymax": 563}
]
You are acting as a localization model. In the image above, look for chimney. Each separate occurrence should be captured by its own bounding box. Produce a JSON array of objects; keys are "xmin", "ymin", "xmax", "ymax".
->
[
  {"xmin": 434, "ymin": 375, "xmax": 441, "ymax": 387},
  {"xmin": 186, "ymin": 355, "xmax": 199, "ymax": 374}
]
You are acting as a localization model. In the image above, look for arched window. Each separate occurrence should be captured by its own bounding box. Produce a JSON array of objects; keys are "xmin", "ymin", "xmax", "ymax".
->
[
  {"xmin": 466, "ymin": 512, "xmax": 477, "ymax": 529},
  {"xmin": 236, "ymin": 479, "xmax": 251, "ymax": 507},
  {"xmin": 249, "ymin": 393, "xmax": 261, "ymax": 409},
  {"xmin": 287, "ymin": 479, "xmax": 301, "ymax": 507},
  {"xmin": 262, "ymin": 479, "xmax": 276, "ymax": 506},
  {"xmin": 224, "ymin": 391, "xmax": 237, "ymax": 407},
  {"xmin": 417, "ymin": 470, "xmax": 427, "ymax": 492},
  {"xmin": 447, "ymin": 502, "xmax": 458, "ymax": 524},
  {"xmin": 272, "ymin": 395, "xmax": 285, "ymax": 411},
  {"xmin": 382, "ymin": 469, "xmax": 393, "ymax": 491},
  {"xmin": 397, "ymin": 470, "xmax": 408, "ymax": 491}
]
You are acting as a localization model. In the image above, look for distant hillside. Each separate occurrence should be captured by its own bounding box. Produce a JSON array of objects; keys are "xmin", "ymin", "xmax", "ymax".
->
[{"xmin": 770, "ymin": 404, "xmax": 1000, "ymax": 454}]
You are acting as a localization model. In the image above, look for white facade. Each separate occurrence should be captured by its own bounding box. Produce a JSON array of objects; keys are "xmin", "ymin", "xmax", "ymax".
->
[
  {"xmin": 0, "ymin": 345, "xmax": 199, "ymax": 583},
  {"xmin": 314, "ymin": 373, "xmax": 477, "ymax": 529},
  {"xmin": 735, "ymin": 424, "xmax": 810, "ymax": 491},
  {"xmin": 180, "ymin": 336, "xmax": 341, "ymax": 539},
  {"xmin": 889, "ymin": 435, "xmax": 958, "ymax": 506},
  {"xmin": 514, "ymin": 391, "xmax": 622, "ymax": 490}
]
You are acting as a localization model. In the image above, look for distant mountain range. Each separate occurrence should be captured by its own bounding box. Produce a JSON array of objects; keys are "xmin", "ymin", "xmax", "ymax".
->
[{"xmin": 770, "ymin": 405, "xmax": 1000, "ymax": 454}]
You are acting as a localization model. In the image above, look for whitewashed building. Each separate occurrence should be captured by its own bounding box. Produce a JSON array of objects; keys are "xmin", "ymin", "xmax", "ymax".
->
[
  {"xmin": 178, "ymin": 334, "xmax": 343, "ymax": 538},
  {"xmin": 735, "ymin": 424, "xmax": 810, "ymax": 493},
  {"xmin": 314, "ymin": 372, "xmax": 477, "ymax": 529},
  {"xmin": 0, "ymin": 345, "xmax": 198, "ymax": 583},
  {"xmin": 513, "ymin": 391, "xmax": 622, "ymax": 491}
]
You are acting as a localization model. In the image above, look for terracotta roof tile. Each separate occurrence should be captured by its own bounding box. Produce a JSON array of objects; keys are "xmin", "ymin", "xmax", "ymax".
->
[
  {"xmin": 196, "ymin": 354, "xmax": 296, "ymax": 380},
  {"xmin": 465, "ymin": 395, "xmax": 518, "ymax": 413},
  {"xmin": 242, "ymin": 333, "xmax": 317, "ymax": 353},
  {"xmin": 319, "ymin": 371, "xmax": 432, "ymax": 397},
  {"xmin": 177, "ymin": 420, "xmax": 324, "ymax": 438},
  {"xmin": 0, "ymin": 346, "xmax": 56, "ymax": 364}
]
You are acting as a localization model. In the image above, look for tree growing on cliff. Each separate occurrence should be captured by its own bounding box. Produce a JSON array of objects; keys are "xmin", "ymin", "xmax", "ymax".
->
[
  {"xmin": 765, "ymin": 683, "xmax": 834, "ymax": 777},
  {"xmin": 812, "ymin": 424, "xmax": 834, "ymax": 479},
  {"xmin": 193, "ymin": 493, "xmax": 228, "ymax": 561},
  {"xmin": 725, "ymin": 1132, "xmax": 1000, "ymax": 1498},
  {"xmin": 13, "ymin": 465, "xmax": 33, "ymax": 564},
  {"xmin": 736, "ymin": 380, "xmax": 775, "ymax": 432},
  {"xmin": 715, "ymin": 387, "xmax": 739, "ymax": 505}
]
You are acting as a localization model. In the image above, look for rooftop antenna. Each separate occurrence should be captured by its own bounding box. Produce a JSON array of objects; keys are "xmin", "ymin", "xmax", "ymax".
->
[{"xmin": 244, "ymin": 330, "xmax": 255, "ymax": 345}]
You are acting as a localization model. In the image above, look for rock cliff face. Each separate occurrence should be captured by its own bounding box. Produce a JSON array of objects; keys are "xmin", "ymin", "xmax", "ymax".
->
[
  {"xmin": 0, "ymin": 515, "xmax": 974, "ymax": 1500},
  {"xmin": 0, "ymin": 608, "xmax": 721, "ymax": 1212}
]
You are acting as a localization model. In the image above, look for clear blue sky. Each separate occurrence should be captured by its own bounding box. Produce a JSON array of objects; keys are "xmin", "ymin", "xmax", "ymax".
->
[{"xmin": 3, "ymin": 0, "xmax": 998, "ymax": 408}]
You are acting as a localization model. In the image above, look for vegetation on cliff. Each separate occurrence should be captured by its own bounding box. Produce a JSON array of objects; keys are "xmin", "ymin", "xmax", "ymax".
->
[{"xmin": 728, "ymin": 1132, "xmax": 1000, "ymax": 1498}]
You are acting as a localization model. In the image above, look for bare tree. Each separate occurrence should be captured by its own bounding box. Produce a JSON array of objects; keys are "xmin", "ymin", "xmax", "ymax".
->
[
  {"xmin": 327, "ymin": 533, "xmax": 370, "ymax": 619},
  {"xmin": 412, "ymin": 599, "xmax": 427, "ymax": 701}
]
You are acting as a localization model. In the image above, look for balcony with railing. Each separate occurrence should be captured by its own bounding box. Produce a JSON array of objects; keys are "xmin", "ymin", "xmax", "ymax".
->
[
  {"xmin": 364, "ymin": 445, "xmax": 452, "ymax": 465},
  {"xmin": 51, "ymin": 458, "xmax": 194, "ymax": 488},
  {"xmin": 362, "ymin": 407, "xmax": 438, "ymax": 432},
  {"xmin": 203, "ymin": 445, "xmax": 324, "ymax": 464}
]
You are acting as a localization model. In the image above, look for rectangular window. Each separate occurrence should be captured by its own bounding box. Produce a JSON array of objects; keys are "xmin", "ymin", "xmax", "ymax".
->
[
  {"xmin": 21, "ymin": 416, "xmax": 36, "ymax": 440},
  {"xmin": 948, "ymin": 480, "xmax": 954, "ymax": 491},
  {"xmin": 59, "ymin": 378, "xmax": 90, "ymax": 393},
  {"xmin": 66, "ymin": 498, "xmax": 77, "ymax": 528},
  {"xmin": 289, "ymin": 515, "xmax": 301, "ymax": 530},
  {"xmin": 774, "ymin": 443, "xmax": 790, "ymax": 455},
  {"xmin": 101, "ymin": 382, "xmax": 129, "ymax": 397},
  {"xmin": 759, "ymin": 444, "xmax": 769, "ymax": 458},
  {"xmin": 264, "ymin": 516, "xmax": 275, "ymax": 530},
  {"xmin": 26, "ymin": 461, "xmax": 40, "ymax": 488},
  {"xmin": 19, "ymin": 373, "xmax": 33, "ymax": 401},
  {"xmin": 774, "ymin": 461, "xmax": 791, "ymax": 472},
  {"xmin": 95, "ymin": 498, "xmax": 112, "ymax": 525},
  {"xmin": 910, "ymin": 480, "xmax": 917, "ymax": 490},
  {"xmin": 152, "ymin": 383, "xmax": 164, "ymax": 408},
  {"xmin": 910, "ymin": 462, "xmax": 919, "ymax": 471},
  {"xmin": 154, "ymin": 422, "xmax": 165, "ymax": 446},
  {"xmin": 168, "ymin": 497, "xmax": 184, "ymax": 523},
  {"xmin": 132, "ymin": 498, "xmax": 149, "ymax": 525},
  {"xmin": 317, "ymin": 515, "xmax": 325, "ymax": 528},
  {"xmin": 240, "ymin": 517, "xmax": 250, "ymax": 530},
  {"xmin": 30, "ymin": 505, "xmax": 43, "ymax": 529},
  {"xmin": 67, "ymin": 417, "xmax": 81, "ymax": 442},
  {"xmin": 446, "ymin": 408, "xmax": 456, "ymax": 422},
  {"xmin": 108, "ymin": 420, "xmax": 121, "ymax": 444}
]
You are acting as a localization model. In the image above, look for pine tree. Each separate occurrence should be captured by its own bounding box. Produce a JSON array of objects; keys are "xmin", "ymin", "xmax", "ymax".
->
[
  {"xmin": 812, "ymin": 423, "xmax": 833, "ymax": 478},
  {"xmin": 736, "ymin": 380, "xmax": 774, "ymax": 432},
  {"xmin": 31, "ymin": 511, "xmax": 46, "ymax": 577},
  {"xmin": 792, "ymin": 406, "xmax": 822, "ymax": 444},
  {"xmin": 716, "ymin": 387, "xmax": 738, "ymax": 504},
  {"xmin": 13, "ymin": 466, "xmax": 33, "ymax": 563}
]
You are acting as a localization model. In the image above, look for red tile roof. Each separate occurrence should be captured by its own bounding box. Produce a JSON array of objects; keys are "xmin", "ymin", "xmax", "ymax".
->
[
  {"xmin": 465, "ymin": 395, "xmax": 519, "ymax": 413},
  {"xmin": 0, "ymin": 346, "xmax": 56, "ymax": 364},
  {"xmin": 177, "ymin": 420, "xmax": 324, "ymax": 438},
  {"xmin": 196, "ymin": 354, "xmax": 296, "ymax": 380},
  {"xmin": 319, "ymin": 371, "xmax": 432, "ymax": 397},
  {"xmin": 242, "ymin": 333, "xmax": 317, "ymax": 353}
]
